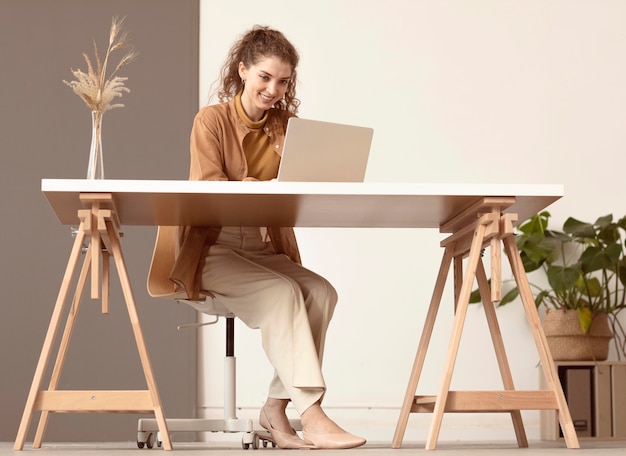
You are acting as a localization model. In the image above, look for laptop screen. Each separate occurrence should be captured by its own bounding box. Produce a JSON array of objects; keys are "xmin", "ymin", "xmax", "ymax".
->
[{"xmin": 276, "ymin": 118, "xmax": 373, "ymax": 182}]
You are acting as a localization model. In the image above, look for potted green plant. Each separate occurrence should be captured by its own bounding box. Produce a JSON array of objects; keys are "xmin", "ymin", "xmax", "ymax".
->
[{"xmin": 471, "ymin": 211, "xmax": 626, "ymax": 360}]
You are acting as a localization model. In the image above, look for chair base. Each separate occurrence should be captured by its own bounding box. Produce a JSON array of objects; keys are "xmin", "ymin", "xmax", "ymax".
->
[
  {"xmin": 136, "ymin": 417, "xmax": 302, "ymax": 450},
  {"xmin": 137, "ymin": 325, "xmax": 302, "ymax": 450},
  {"xmin": 137, "ymin": 417, "xmax": 254, "ymax": 449}
]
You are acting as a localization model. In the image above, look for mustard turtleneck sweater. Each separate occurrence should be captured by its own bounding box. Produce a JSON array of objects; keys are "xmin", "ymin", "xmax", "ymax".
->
[{"xmin": 235, "ymin": 94, "xmax": 281, "ymax": 181}]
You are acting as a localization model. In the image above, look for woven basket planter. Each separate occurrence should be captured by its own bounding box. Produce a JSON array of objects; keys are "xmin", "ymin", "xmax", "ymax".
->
[{"xmin": 543, "ymin": 309, "xmax": 613, "ymax": 361}]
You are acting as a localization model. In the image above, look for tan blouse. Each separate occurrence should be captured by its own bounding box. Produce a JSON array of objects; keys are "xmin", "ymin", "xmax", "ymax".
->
[{"xmin": 168, "ymin": 97, "xmax": 301, "ymax": 300}]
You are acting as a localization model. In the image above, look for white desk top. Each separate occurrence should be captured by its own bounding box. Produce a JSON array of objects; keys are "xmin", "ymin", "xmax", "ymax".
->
[{"xmin": 41, "ymin": 179, "xmax": 563, "ymax": 229}]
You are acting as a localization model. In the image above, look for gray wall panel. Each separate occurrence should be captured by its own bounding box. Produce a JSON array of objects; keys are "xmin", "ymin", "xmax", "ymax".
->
[{"xmin": 0, "ymin": 0, "xmax": 199, "ymax": 443}]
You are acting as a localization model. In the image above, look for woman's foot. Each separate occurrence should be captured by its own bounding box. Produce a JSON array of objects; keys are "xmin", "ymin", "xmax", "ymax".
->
[
  {"xmin": 259, "ymin": 405, "xmax": 311, "ymax": 449},
  {"xmin": 300, "ymin": 404, "xmax": 366, "ymax": 449}
]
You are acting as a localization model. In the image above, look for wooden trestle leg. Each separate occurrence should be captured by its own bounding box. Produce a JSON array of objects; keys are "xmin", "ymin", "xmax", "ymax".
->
[
  {"xmin": 392, "ymin": 199, "xmax": 579, "ymax": 450},
  {"xmin": 14, "ymin": 193, "xmax": 171, "ymax": 451}
]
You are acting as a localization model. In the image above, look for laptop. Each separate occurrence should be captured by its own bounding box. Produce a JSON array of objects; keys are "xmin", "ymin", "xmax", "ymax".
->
[{"xmin": 276, "ymin": 118, "xmax": 373, "ymax": 182}]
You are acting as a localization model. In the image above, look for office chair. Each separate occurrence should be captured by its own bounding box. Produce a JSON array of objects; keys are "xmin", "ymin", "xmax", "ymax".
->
[{"xmin": 136, "ymin": 226, "xmax": 278, "ymax": 449}]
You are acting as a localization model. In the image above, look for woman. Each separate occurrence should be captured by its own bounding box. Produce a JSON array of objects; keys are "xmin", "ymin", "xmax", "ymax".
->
[{"xmin": 168, "ymin": 26, "xmax": 366, "ymax": 450}]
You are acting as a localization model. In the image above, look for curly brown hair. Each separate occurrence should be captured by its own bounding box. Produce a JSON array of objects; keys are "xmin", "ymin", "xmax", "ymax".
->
[{"xmin": 213, "ymin": 26, "xmax": 300, "ymax": 114}]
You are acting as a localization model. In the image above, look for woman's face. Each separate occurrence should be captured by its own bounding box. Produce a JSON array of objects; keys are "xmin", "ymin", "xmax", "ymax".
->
[{"xmin": 239, "ymin": 56, "xmax": 292, "ymax": 121}]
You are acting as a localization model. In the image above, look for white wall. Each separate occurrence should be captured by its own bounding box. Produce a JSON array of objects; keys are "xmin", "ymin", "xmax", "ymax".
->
[{"xmin": 197, "ymin": 0, "xmax": 626, "ymax": 443}]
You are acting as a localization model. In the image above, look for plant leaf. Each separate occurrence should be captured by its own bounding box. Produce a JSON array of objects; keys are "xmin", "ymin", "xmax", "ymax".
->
[
  {"xmin": 578, "ymin": 276, "xmax": 602, "ymax": 298},
  {"xmin": 547, "ymin": 265, "xmax": 581, "ymax": 293},
  {"xmin": 517, "ymin": 212, "xmax": 550, "ymax": 235},
  {"xmin": 563, "ymin": 217, "xmax": 595, "ymax": 239},
  {"xmin": 469, "ymin": 286, "xmax": 482, "ymax": 304},
  {"xmin": 577, "ymin": 307, "xmax": 593, "ymax": 333},
  {"xmin": 535, "ymin": 289, "xmax": 551, "ymax": 308},
  {"xmin": 498, "ymin": 287, "xmax": 520, "ymax": 306},
  {"xmin": 580, "ymin": 244, "xmax": 621, "ymax": 273}
]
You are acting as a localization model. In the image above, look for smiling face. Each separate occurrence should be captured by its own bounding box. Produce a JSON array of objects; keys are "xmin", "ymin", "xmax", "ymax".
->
[{"xmin": 238, "ymin": 56, "xmax": 293, "ymax": 121}]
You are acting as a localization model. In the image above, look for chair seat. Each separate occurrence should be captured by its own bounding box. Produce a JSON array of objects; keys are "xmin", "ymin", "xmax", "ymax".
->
[
  {"xmin": 146, "ymin": 226, "xmax": 234, "ymax": 319},
  {"xmin": 176, "ymin": 297, "xmax": 234, "ymax": 318}
]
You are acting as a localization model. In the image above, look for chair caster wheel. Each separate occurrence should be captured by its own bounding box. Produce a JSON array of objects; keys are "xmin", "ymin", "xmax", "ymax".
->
[{"xmin": 136, "ymin": 432, "xmax": 154, "ymax": 449}]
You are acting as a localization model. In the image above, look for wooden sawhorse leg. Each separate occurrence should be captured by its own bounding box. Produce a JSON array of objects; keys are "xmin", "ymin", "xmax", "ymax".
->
[
  {"xmin": 392, "ymin": 199, "xmax": 579, "ymax": 450},
  {"xmin": 14, "ymin": 193, "xmax": 172, "ymax": 451}
]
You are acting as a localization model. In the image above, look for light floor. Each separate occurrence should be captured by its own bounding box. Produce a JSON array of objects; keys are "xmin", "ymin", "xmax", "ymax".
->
[{"xmin": 4, "ymin": 440, "xmax": 625, "ymax": 455}]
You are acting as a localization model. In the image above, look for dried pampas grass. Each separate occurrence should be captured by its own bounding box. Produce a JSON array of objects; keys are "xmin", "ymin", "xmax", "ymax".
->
[{"xmin": 63, "ymin": 16, "xmax": 137, "ymax": 112}]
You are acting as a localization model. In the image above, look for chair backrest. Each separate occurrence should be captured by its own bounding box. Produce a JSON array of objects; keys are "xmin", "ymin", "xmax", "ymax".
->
[
  {"xmin": 147, "ymin": 226, "xmax": 182, "ymax": 298},
  {"xmin": 148, "ymin": 226, "xmax": 234, "ymax": 319}
]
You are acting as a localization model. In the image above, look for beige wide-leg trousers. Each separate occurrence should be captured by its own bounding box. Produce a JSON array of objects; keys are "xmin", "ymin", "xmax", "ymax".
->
[{"xmin": 200, "ymin": 227, "xmax": 338, "ymax": 414}]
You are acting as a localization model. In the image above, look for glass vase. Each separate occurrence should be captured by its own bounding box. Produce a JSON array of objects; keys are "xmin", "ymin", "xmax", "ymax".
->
[{"xmin": 87, "ymin": 110, "xmax": 105, "ymax": 179}]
